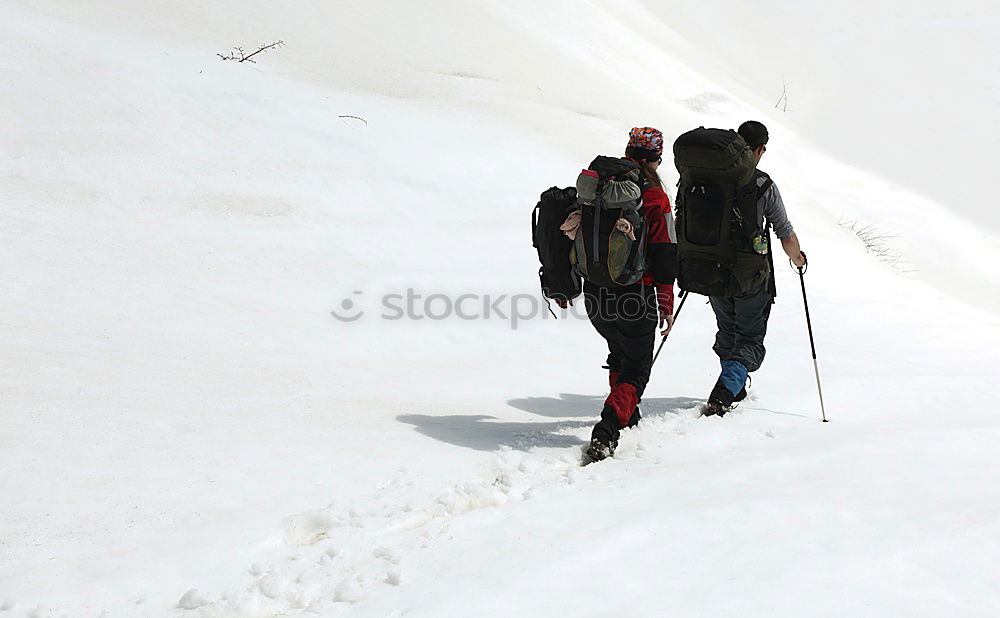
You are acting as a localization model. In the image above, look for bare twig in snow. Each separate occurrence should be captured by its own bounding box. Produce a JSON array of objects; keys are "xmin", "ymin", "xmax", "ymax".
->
[
  {"xmin": 837, "ymin": 217, "xmax": 914, "ymax": 273},
  {"xmin": 218, "ymin": 40, "xmax": 285, "ymax": 63}
]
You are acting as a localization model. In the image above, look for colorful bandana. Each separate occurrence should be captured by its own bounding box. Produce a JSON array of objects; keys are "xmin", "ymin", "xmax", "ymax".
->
[{"xmin": 628, "ymin": 127, "xmax": 664, "ymax": 154}]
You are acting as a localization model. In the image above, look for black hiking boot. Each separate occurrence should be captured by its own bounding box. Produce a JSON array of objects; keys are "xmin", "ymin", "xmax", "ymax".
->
[
  {"xmin": 701, "ymin": 399, "xmax": 729, "ymax": 417},
  {"xmin": 585, "ymin": 437, "xmax": 617, "ymax": 462},
  {"xmin": 586, "ymin": 405, "xmax": 621, "ymax": 462},
  {"xmin": 702, "ymin": 380, "xmax": 737, "ymax": 417}
]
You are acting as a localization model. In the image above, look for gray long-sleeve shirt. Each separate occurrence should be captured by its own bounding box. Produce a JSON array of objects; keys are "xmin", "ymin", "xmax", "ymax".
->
[{"xmin": 755, "ymin": 173, "xmax": 794, "ymax": 240}]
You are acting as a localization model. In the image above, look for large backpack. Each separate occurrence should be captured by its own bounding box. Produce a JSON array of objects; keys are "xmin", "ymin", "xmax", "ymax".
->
[
  {"xmin": 673, "ymin": 128, "xmax": 769, "ymax": 297},
  {"xmin": 569, "ymin": 156, "xmax": 648, "ymax": 288},
  {"xmin": 532, "ymin": 186, "xmax": 582, "ymax": 303}
]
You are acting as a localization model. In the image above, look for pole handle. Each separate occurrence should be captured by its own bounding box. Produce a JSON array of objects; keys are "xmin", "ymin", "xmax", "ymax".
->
[{"xmin": 789, "ymin": 250, "xmax": 808, "ymax": 274}]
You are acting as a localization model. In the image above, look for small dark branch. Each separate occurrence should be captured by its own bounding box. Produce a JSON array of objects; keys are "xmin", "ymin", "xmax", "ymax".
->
[
  {"xmin": 240, "ymin": 40, "xmax": 285, "ymax": 63},
  {"xmin": 218, "ymin": 46, "xmax": 247, "ymax": 62},
  {"xmin": 218, "ymin": 41, "xmax": 284, "ymax": 63},
  {"xmin": 338, "ymin": 115, "xmax": 369, "ymax": 126}
]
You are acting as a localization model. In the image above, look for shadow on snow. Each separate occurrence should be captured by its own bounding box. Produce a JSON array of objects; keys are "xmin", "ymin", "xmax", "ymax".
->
[{"xmin": 396, "ymin": 394, "xmax": 703, "ymax": 452}]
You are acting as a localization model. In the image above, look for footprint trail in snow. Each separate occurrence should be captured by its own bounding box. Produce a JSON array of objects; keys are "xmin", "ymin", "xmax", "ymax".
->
[{"xmin": 175, "ymin": 402, "xmax": 794, "ymax": 616}]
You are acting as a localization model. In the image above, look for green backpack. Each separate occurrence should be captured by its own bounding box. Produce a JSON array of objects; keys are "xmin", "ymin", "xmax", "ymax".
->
[{"xmin": 673, "ymin": 127, "xmax": 769, "ymax": 297}]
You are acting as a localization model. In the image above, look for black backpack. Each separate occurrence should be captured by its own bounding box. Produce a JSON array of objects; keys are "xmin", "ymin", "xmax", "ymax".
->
[
  {"xmin": 673, "ymin": 128, "xmax": 769, "ymax": 297},
  {"xmin": 569, "ymin": 156, "xmax": 648, "ymax": 288},
  {"xmin": 532, "ymin": 186, "xmax": 582, "ymax": 303}
]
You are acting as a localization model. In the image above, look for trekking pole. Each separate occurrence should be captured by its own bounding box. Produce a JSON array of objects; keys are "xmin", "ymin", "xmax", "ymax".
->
[
  {"xmin": 792, "ymin": 253, "xmax": 828, "ymax": 422},
  {"xmin": 651, "ymin": 290, "xmax": 688, "ymax": 368}
]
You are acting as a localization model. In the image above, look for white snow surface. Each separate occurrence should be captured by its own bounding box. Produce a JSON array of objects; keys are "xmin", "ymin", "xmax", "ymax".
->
[{"xmin": 2, "ymin": 1, "xmax": 1000, "ymax": 617}]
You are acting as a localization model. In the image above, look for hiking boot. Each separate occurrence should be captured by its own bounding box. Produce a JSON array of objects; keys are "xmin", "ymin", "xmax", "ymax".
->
[
  {"xmin": 710, "ymin": 379, "xmax": 739, "ymax": 405},
  {"xmin": 715, "ymin": 372, "xmax": 750, "ymax": 404},
  {"xmin": 587, "ymin": 405, "xmax": 621, "ymax": 461},
  {"xmin": 585, "ymin": 437, "xmax": 617, "ymax": 462},
  {"xmin": 701, "ymin": 399, "xmax": 730, "ymax": 417},
  {"xmin": 702, "ymin": 381, "xmax": 735, "ymax": 417}
]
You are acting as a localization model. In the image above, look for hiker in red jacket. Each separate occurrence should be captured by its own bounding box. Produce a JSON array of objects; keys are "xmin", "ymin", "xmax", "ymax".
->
[{"xmin": 558, "ymin": 127, "xmax": 678, "ymax": 461}]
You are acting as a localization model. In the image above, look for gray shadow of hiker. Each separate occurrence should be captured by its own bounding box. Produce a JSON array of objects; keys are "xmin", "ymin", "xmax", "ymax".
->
[
  {"xmin": 396, "ymin": 395, "xmax": 704, "ymax": 452},
  {"xmin": 396, "ymin": 414, "xmax": 591, "ymax": 452}
]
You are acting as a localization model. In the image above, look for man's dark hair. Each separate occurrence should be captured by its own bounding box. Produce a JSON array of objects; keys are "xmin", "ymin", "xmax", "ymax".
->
[{"xmin": 738, "ymin": 121, "xmax": 769, "ymax": 149}]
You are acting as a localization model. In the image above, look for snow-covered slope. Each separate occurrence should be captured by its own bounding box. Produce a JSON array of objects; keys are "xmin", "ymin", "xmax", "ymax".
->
[
  {"xmin": 2, "ymin": 1, "xmax": 999, "ymax": 617},
  {"xmin": 636, "ymin": 1, "xmax": 1000, "ymax": 232}
]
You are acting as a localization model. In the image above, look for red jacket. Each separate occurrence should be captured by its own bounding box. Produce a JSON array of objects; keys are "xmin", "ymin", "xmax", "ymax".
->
[{"xmin": 637, "ymin": 183, "xmax": 678, "ymax": 286}]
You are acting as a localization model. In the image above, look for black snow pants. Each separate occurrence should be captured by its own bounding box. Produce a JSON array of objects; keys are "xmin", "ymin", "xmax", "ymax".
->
[{"xmin": 584, "ymin": 281, "xmax": 658, "ymax": 399}]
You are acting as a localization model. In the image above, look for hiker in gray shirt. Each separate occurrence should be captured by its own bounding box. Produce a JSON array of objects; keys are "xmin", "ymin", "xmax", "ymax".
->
[{"xmin": 703, "ymin": 121, "xmax": 807, "ymax": 416}]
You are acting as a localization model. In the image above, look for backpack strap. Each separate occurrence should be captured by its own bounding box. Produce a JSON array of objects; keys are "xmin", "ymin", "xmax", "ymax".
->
[
  {"xmin": 531, "ymin": 203, "xmax": 539, "ymax": 248},
  {"xmin": 754, "ymin": 170, "xmax": 773, "ymax": 201},
  {"xmin": 754, "ymin": 170, "xmax": 777, "ymax": 300},
  {"xmin": 765, "ymin": 229, "xmax": 777, "ymax": 300}
]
